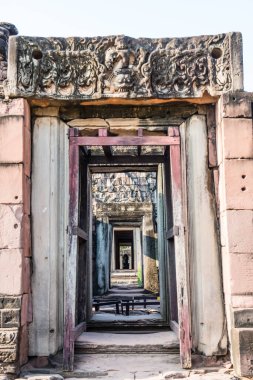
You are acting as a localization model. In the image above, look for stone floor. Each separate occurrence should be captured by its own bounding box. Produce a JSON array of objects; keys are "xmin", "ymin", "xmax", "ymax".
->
[
  {"xmin": 20, "ymin": 354, "xmax": 239, "ymax": 380},
  {"xmin": 72, "ymin": 352, "xmax": 183, "ymax": 379},
  {"xmin": 20, "ymin": 330, "xmax": 240, "ymax": 380},
  {"xmin": 72, "ymin": 355, "xmax": 238, "ymax": 379},
  {"xmin": 75, "ymin": 331, "xmax": 179, "ymax": 353},
  {"xmin": 20, "ymin": 288, "xmax": 239, "ymax": 380},
  {"xmin": 92, "ymin": 285, "xmax": 161, "ymax": 323}
]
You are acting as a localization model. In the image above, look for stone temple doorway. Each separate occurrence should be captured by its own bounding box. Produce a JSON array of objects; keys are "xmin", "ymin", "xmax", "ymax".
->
[{"xmin": 64, "ymin": 126, "xmax": 191, "ymax": 371}]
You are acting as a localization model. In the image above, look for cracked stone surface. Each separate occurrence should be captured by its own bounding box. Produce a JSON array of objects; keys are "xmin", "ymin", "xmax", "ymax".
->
[{"xmin": 20, "ymin": 354, "xmax": 241, "ymax": 380}]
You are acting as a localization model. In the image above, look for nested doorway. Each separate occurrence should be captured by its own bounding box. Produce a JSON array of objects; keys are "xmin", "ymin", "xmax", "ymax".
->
[
  {"xmin": 63, "ymin": 126, "xmax": 191, "ymax": 371},
  {"xmin": 114, "ymin": 230, "xmax": 134, "ymax": 270}
]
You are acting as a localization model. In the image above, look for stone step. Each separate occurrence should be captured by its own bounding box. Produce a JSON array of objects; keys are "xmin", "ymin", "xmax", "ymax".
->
[
  {"xmin": 111, "ymin": 279, "xmax": 138, "ymax": 285},
  {"xmin": 75, "ymin": 331, "xmax": 179, "ymax": 354},
  {"xmin": 111, "ymin": 271, "xmax": 138, "ymax": 278},
  {"xmin": 111, "ymin": 272, "xmax": 139, "ymax": 285}
]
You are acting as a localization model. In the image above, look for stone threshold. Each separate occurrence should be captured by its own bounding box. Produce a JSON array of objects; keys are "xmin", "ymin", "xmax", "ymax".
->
[{"xmin": 19, "ymin": 354, "xmax": 236, "ymax": 380}]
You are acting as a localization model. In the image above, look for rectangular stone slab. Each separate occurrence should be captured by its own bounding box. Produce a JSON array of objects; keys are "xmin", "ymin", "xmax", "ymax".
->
[{"xmin": 6, "ymin": 33, "xmax": 243, "ymax": 101}]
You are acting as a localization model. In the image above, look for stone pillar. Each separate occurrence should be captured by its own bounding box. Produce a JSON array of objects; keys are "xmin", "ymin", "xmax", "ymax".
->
[
  {"xmin": 134, "ymin": 227, "xmax": 142, "ymax": 286},
  {"xmin": 0, "ymin": 98, "xmax": 31, "ymax": 376},
  {"xmin": 111, "ymin": 229, "xmax": 115, "ymax": 272},
  {"xmin": 143, "ymin": 212, "xmax": 159, "ymax": 293},
  {"xmin": 216, "ymin": 93, "xmax": 253, "ymax": 377},
  {"xmin": 95, "ymin": 217, "xmax": 111, "ymax": 295},
  {"xmin": 183, "ymin": 115, "xmax": 227, "ymax": 356}
]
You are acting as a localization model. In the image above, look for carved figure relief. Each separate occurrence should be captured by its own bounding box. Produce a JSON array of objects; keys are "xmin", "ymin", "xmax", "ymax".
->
[
  {"xmin": 92, "ymin": 172, "xmax": 156, "ymax": 205},
  {"xmin": 11, "ymin": 33, "xmax": 236, "ymax": 99}
]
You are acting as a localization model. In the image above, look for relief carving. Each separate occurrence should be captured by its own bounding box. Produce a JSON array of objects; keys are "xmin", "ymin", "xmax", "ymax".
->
[
  {"xmin": 92, "ymin": 172, "xmax": 156, "ymax": 204},
  {"xmin": 9, "ymin": 33, "xmax": 239, "ymax": 99},
  {"xmin": 0, "ymin": 329, "xmax": 18, "ymax": 348},
  {"xmin": 0, "ymin": 350, "xmax": 16, "ymax": 363},
  {"xmin": 0, "ymin": 23, "xmax": 18, "ymax": 97},
  {"xmin": 0, "ymin": 297, "xmax": 20, "ymax": 374}
]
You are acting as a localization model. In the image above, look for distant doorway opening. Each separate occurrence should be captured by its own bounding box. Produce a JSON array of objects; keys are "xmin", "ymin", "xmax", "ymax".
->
[{"xmin": 115, "ymin": 230, "xmax": 134, "ymax": 270}]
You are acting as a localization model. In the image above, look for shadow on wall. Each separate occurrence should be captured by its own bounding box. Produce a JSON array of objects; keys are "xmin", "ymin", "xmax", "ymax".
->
[
  {"xmin": 93, "ymin": 218, "xmax": 112, "ymax": 296},
  {"xmin": 143, "ymin": 234, "xmax": 159, "ymax": 294}
]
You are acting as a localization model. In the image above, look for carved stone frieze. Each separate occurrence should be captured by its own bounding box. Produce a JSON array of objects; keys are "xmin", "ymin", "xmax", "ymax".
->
[
  {"xmin": 0, "ymin": 329, "xmax": 18, "ymax": 349},
  {"xmin": 0, "ymin": 297, "xmax": 21, "ymax": 375},
  {"xmin": 0, "ymin": 350, "xmax": 16, "ymax": 363},
  {"xmin": 0, "ymin": 310, "xmax": 20, "ymax": 329},
  {"xmin": 7, "ymin": 32, "xmax": 243, "ymax": 100},
  {"xmin": 92, "ymin": 172, "xmax": 156, "ymax": 205}
]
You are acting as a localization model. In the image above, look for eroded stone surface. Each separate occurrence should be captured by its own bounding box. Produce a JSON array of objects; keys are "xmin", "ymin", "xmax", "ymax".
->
[{"xmin": 7, "ymin": 33, "xmax": 243, "ymax": 100}]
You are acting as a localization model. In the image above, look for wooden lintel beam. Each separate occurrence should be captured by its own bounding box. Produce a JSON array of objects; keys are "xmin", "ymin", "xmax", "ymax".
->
[
  {"xmin": 72, "ymin": 226, "xmax": 88, "ymax": 241},
  {"xmin": 88, "ymin": 155, "xmax": 164, "ymax": 165},
  {"xmin": 71, "ymin": 136, "xmax": 180, "ymax": 146},
  {"xmin": 69, "ymin": 127, "xmax": 79, "ymax": 137},
  {"xmin": 168, "ymin": 126, "xmax": 180, "ymax": 137},
  {"xmin": 98, "ymin": 128, "xmax": 113, "ymax": 158}
]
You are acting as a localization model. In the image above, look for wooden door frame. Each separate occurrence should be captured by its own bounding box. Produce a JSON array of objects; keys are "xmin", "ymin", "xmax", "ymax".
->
[
  {"xmin": 168, "ymin": 127, "xmax": 191, "ymax": 368},
  {"xmin": 63, "ymin": 128, "xmax": 89, "ymax": 370},
  {"xmin": 63, "ymin": 126, "xmax": 192, "ymax": 370}
]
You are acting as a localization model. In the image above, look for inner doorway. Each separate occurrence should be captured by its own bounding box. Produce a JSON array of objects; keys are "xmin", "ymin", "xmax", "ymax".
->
[
  {"xmin": 114, "ymin": 230, "xmax": 134, "ymax": 270},
  {"xmin": 91, "ymin": 170, "xmax": 160, "ymax": 324},
  {"xmin": 64, "ymin": 126, "xmax": 191, "ymax": 370}
]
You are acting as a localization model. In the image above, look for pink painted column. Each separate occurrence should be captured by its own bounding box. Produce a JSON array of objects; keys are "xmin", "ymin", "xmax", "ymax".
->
[
  {"xmin": 0, "ymin": 99, "xmax": 31, "ymax": 376},
  {"xmin": 216, "ymin": 93, "xmax": 253, "ymax": 377}
]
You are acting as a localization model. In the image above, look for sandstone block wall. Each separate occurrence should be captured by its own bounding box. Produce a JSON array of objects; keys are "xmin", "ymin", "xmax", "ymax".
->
[
  {"xmin": 216, "ymin": 93, "xmax": 253, "ymax": 377},
  {"xmin": 0, "ymin": 99, "xmax": 31, "ymax": 375}
]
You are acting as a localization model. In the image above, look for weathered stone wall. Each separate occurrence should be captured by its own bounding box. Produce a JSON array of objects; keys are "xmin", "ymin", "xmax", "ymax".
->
[
  {"xmin": 216, "ymin": 92, "xmax": 253, "ymax": 377},
  {"xmin": 0, "ymin": 99, "xmax": 31, "ymax": 375},
  {"xmin": 0, "ymin": 23, "xmax": 18, "ymax": 98}
]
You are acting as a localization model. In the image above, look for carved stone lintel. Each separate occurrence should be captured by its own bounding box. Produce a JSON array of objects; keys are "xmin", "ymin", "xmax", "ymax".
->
[{"xmin": 7, "ymin": 32, "xmax": 243, "ymax": 100}]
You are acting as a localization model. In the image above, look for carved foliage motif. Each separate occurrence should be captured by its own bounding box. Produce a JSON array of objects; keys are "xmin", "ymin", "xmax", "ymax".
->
[
  {"xmin": 0, "ymin": 297, "xmax": 20, "ymax": 369},
  {"xmin": 15, "ymin": 33, "xmax": 232, "ymax": 99},
  {"xmin": 0, "ymin": 329, "xmax": 18, "ymax": 348},
  {"xmin": 0, "ymin": 350, "xmax": 16, "ymax": 363}
]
